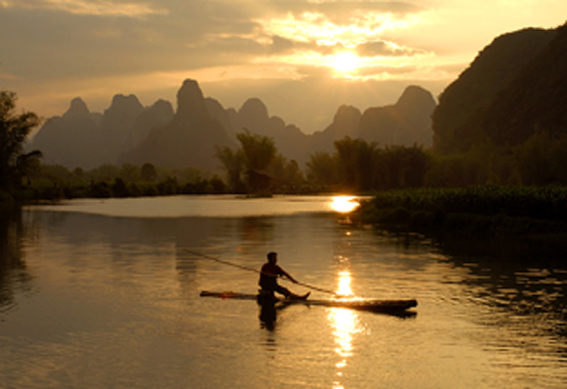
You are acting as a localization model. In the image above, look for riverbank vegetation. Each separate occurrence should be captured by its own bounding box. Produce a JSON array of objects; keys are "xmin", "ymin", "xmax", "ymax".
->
[
  {"xmin": 353, "ymin": 186, "xmax": 567, "ymax": 244},
  {"xmin": 19, "ymin": 162, "xmax": 229, "ymax": 201},
  {"xmin": 0, "ymin": 91, "xmax": 42, "ymax": 211}
]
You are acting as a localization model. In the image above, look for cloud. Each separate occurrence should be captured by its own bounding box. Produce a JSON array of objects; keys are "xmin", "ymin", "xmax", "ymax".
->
[
  {"xmin": 356, "ymin": 40, "xmax": 426, "ymax": 57},
  {"xmin": 268, "ymin": 35, "xmax": 295, "ymax": 54},
  {"xmin": 5, "ymin": 0, "xmax": 567, "ymax": 125},
  {"xmin": 255, "ymin": 3, "xmax": 426, "ymax": 47},
  {"xmin": 1, "ymin": 0, "xmax": 168, "ymax": 17},
  {"xmin": 1, "ymin": 0, "xmax": 430, "ymax": 84}
]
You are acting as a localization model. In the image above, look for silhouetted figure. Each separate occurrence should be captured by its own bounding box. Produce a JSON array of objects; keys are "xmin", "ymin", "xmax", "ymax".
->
[{"xmin": 258, "ymin": 252, "xmax": 310, "ymax": 300}]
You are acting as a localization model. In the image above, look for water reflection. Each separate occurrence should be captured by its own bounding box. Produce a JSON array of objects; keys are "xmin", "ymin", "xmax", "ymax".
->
[
  {"xmin": 330, "ymin": 196, "xmax": 359, "ymax": 214},
  {"xmin": 11, "ymin": 198, "xmax": 567, "ymax": 388},
  {"xmin": 258, "ymin": 297, "xmax": 293, "ymax": 332},
  {"xmin": 0, "ymin": 211, "xmax": 33, "ymax": 318},
  {"xmin": 329, "ymin": 270, "xmax": 362, "ymax": 388},
  {"xmin": 430, "ymin": 235, "xmax": 567, "ymax": 375},
  {"xmin": 336, "ymin": 270, "xmax": 354, "ymax": 297}
]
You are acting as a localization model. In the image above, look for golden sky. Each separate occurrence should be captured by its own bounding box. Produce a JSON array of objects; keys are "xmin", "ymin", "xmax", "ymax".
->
[{"xmin": 1, "ymin": 0, "xmax": 566, "ymax": 133}]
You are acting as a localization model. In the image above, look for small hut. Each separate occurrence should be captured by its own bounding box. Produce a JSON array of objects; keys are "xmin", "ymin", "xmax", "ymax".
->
[{"xmin": 247, "ymin": 169, "xmax": 279, "ymax": 193}]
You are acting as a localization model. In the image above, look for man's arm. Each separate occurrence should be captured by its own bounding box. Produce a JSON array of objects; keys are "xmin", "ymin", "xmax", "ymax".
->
[{"xmin": 280, "ymin": 268, "xmax": 298, "ymax": 284}]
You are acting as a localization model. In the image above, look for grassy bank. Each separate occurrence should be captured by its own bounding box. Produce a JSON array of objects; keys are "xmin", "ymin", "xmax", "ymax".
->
[{"xmin": 353, "ymin": 186, "xmax": 567, "ymax": 241}]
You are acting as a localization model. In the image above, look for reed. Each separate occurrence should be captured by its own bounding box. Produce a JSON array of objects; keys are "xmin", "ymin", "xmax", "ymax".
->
[{"xmin": 355, "ymin": 186, "xmax": 567, "ymax": 237}]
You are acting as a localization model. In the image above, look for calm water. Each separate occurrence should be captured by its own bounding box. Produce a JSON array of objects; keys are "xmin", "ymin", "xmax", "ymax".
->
[{"xmin": 1, "ymin": 195, "xmax": 566, "ymax": 388}]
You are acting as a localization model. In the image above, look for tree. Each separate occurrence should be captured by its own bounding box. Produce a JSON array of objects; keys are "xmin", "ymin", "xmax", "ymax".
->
[
  {"xmin": 119, "ymin": 163, "xmax": 140, "ymax": 182},
  {"xmin": 89, "ymin": 164, "xmax": 119, "ymax": 182},
  {"xmin": 334, "ymin": 137, "xmax": 360, "ymax": 189},
  {"xmin": 236, "ymin": 129, "xmax": 277, "ymax": 192},
  {"xmin": 0, "ymin": 91, "xmax": 42, "ymax": 193},
  {"xmin": 306, "ymin": 151, "xmax": 339, "ymax": 187},
  {"xmin": 237, "ymin": 129, "xmax": 277, "ymax": 171},
  {"xmin": 512, "ymin": 131, "xmax": 567, "ymax": 186},
  {"xmin": 401, "ymin": 145, "xmax": 431, "ymax": 188},
  {"xmin": 141, "ymin": 163, "xmax": 157, "ymax": 182},
  {"xmin": 269, "ymin": 154, "xmax": 305, "ymax": 191},
  {"xmin": 334, "ymin": 137, "xmax": 378, "ymax": 191},
  {"xmin": 215, "ymin": 145, "xmax": 246, "ymax": 192}
]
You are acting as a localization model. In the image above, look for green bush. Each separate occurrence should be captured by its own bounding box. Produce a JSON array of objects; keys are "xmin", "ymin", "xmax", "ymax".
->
[{"xmin": 88, "ymin": 182, "xmax": 112, "ymax": 198}]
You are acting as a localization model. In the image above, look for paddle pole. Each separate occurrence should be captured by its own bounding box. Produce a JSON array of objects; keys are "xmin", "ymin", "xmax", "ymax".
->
[
  {"xmin": 185, "ymin": 250, "xmax": 340, "ymax": 296},
  {"xmin": 293, "ymin": 281, "xmax": 337, "ymax": 295}
]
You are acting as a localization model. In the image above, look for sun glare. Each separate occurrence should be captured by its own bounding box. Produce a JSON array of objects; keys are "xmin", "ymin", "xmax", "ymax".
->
[
  {"xmin": 330, "ymin": 52, "xmax": 361, "ymax": 75},
  {"xmin": 330, "ymin": 196, "xmax": 359, "ymax": 213},
  {"xmin": 336, "ymin": 270, "xmax": 354, "ymax": 297}
]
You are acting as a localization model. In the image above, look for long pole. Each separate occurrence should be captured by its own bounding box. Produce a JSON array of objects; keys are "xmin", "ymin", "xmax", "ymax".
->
[{"xmin": 185, "ymin": 250, "xmax": 339, "ymax": 296}]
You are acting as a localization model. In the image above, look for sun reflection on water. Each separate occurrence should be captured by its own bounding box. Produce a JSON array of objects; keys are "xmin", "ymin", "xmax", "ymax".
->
[
  {"xmin": 336, "ymin": 270, "xmax": 354, "ymax": 297},
  {"xmin": 329, "ymin": 196, "xmax": 360, "ymax": 213},
  {"xmin": 329, "ymin": 270, "xmax": 362, "ymax": 388}
]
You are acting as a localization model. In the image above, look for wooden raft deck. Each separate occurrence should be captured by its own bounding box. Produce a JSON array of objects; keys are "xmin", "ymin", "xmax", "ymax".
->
[{"xmin": 200, "ymin": 291, "xmax": 418, "ymax": 313}]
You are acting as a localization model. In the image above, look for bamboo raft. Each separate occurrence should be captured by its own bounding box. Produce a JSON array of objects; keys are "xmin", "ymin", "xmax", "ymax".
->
[{"xmin": 200, "ymin": 291, "xmax": 418, "ymax": 313}]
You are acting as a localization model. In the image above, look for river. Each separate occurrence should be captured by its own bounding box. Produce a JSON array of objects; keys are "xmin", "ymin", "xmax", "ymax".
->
[{"xmin": 1, "ymin": 195, "xmax": 566, "ymax": 388}]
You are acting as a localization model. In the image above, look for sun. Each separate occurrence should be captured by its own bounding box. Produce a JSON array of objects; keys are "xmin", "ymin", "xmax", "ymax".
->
[{"xmin": 330, "ymin": 51, "xmax": 361, "ymax": 75}]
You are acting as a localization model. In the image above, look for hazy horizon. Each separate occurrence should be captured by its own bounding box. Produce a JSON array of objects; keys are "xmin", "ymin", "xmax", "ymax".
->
[{"xmin": 2, "ymin": 0, "xmax": 566, "ymax": 134}]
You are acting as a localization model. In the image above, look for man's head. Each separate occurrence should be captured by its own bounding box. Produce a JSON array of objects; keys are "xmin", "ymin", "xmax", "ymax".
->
[{"xmin": 267, "ymin": 252, "xmax": 278, "ymax": 264}]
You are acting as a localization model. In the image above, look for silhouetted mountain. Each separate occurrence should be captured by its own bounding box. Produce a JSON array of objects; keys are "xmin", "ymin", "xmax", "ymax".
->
[
  {"xmin": 205, "ymin": 98, "xmax": 234, "ymax": 138},
  {"xmin": 308, "ymin": 105, "xmax": 361, "ymax": 153},
  {"xmin": 214, "ymin": 97, "xmax": 311, "ymax": 163},
  {"xmin": 432, "ymin": 27, "xmax": 557, "ymax": 153},
  {"xmin": 32, "ymin": 97, "xmax": 101, "ymax": 169},
  {"xmin": 97, "ymin": 94, "xmax": 144, "ymax": 164},
  {"xmin": 33, "ymin": 78, "xmax": 437, "ymax": 172},
  {"xmin": 218, "ymin": 85, "xmax": 435, "ymax": 165},
  {"xmin": 33, "ymin": 95, "xmax": 175, "ymax": 170},
  {"xmin": 357, "ymin": 85, "xmax": 436, "ymax": 147},
  {"xmin": 480, "ymin": 23, "xmax": 567, "ymax": 147},
  {"xmin": 119, "ymin": 79, "xmax": 235, "ymax": 170},
  {"xmin": 125, "ymin": 99, "xmax": 174, "ymax": 149},
  {"xmin": 234, "ymin": 98, "xmax": 271, "ymax": 135}
]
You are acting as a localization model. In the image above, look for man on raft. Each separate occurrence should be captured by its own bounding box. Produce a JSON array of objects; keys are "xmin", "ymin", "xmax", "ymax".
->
[{"xmin": 259, "ymin": 252, "xmax": 310, "ymax": 300}]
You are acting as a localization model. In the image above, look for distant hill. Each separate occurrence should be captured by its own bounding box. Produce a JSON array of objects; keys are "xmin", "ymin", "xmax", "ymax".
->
[
  {"xmin": 307, "ymin": 105, "xmax": 361, "ymax": 154},
  {"xmin": 119, "ymin": 80, "xmax": 235, "ymax": 170},
  {"xmin": 31, "ymin": 97, "xmax": 102, "ymax": 169},
  {"xmin": 358, "ymin": 85, "xmax": 435, "ymax": 147},
  {"xmin": 32, "ymin": 96, "xmax": 173, "ymax": 170},
  {"xmin": 32, "ymin": 79, "xmax": 436, "ymax": 171},
  {"xmin": 224, "ymin": 97, "xmax": 310, "ymax": 164},
  {"xmin": 432, "ymin": 26, "xmax": 558, "ymax": 153}
]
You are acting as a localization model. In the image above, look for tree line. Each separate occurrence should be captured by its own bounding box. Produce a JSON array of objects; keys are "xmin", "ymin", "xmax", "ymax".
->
[{"xmin": 3, "ymin": 90, "xmax": 567, "ymax": 207}]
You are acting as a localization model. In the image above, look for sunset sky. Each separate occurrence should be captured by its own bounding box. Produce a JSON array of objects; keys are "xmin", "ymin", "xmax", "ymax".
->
[{"xmin": 1, "ymin": 0, "xmax": 566, "ymax": 133}]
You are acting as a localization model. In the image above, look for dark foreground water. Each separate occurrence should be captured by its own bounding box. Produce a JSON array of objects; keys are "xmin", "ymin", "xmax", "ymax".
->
[{"xmin": 1, "ymin": 196, "xmax": 566, "ymax": 388}]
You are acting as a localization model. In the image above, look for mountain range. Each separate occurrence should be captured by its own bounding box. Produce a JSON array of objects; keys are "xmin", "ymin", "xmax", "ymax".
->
[
  {"xmin": 433, "ymin": 22, "xmax": 567, "ymax": 153},
  {"xmin": 31, "ymin": 79, "xmax": 436, "ymax": 171}
]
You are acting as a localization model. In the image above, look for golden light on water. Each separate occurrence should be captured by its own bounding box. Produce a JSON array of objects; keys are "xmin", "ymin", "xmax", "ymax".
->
[
  {"xmin": 329, "ymin": 308, "xmax": 357, "ymax": 357},
  {"xmin": 330, "ymin": 196, "xmax": 359, "ymax": 213},
  {"xmin": 329, "ymin": 271, "xmax": 361, "ymax": 388},
  {"xmin": 336, "ymin": 270, "xmax": 354, "ymax": 297}
]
